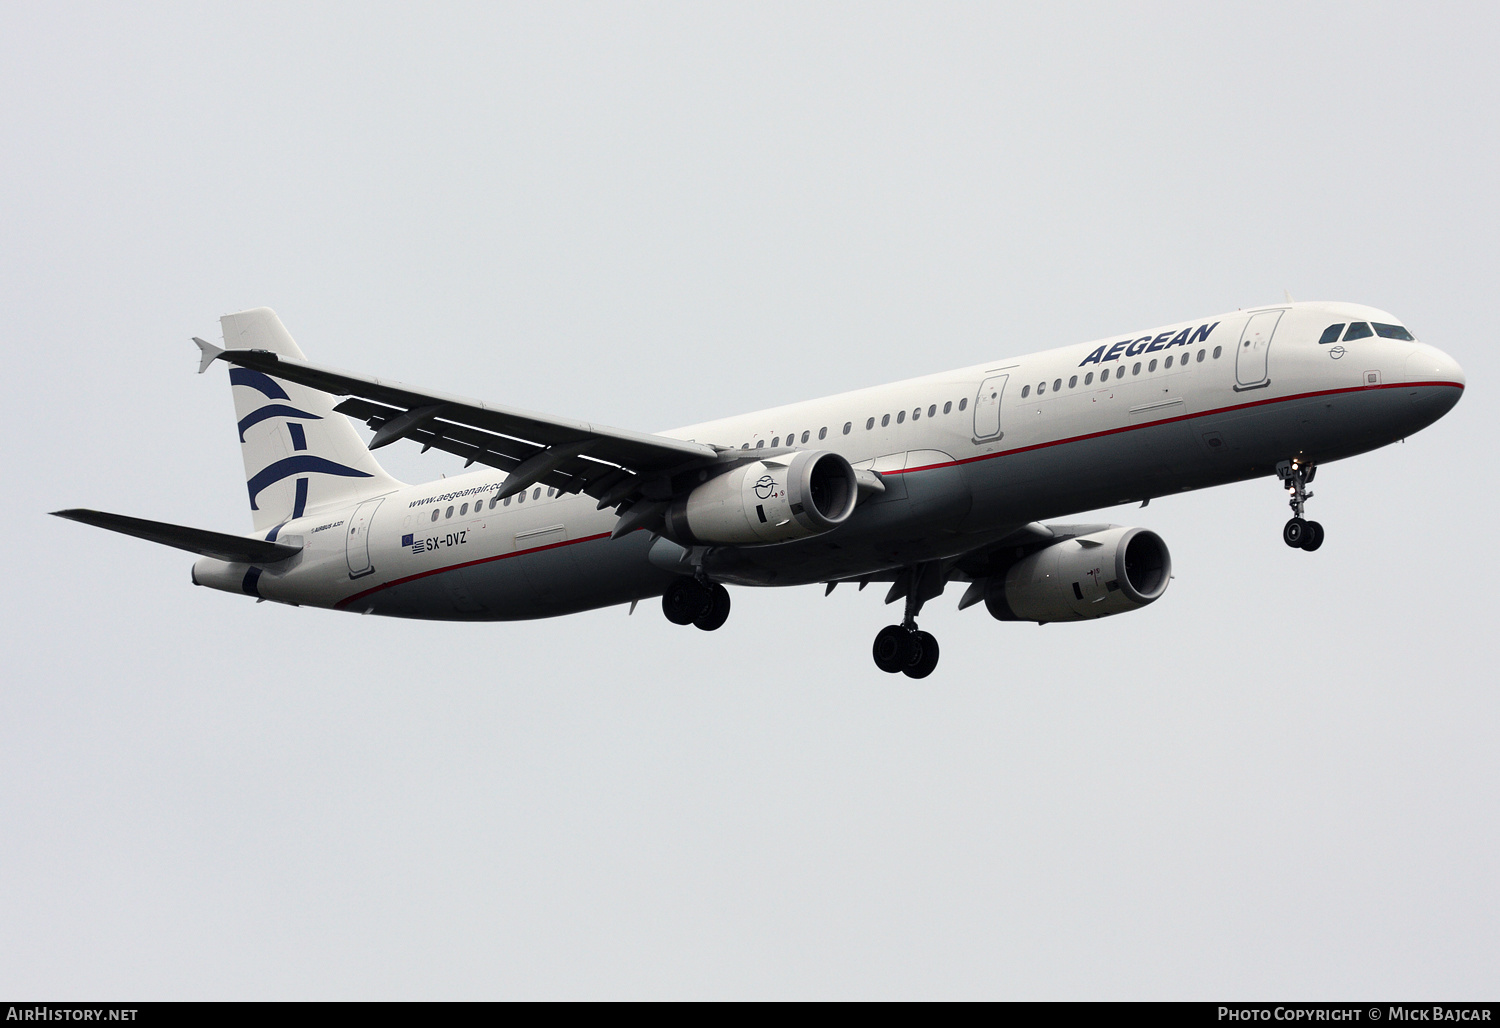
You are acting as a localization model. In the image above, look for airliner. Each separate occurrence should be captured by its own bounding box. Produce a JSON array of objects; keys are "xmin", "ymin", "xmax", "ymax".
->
[{"xmin": 55, "ymin": 303, "xmax": 1464, "ymax": 677}]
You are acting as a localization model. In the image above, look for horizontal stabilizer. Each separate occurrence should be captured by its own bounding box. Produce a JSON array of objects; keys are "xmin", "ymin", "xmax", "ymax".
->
[
  {"xmin": 192, "ymin": 336, "xmax": 224, "ymax": 374},
  {"xmin": 51, "ymin": 509, "xmax": 302, "ymax": 564}
]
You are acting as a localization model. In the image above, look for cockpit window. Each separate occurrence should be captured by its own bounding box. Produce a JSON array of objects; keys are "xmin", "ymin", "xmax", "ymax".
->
[
  {"xmin": 1343, "ymin": 322, "xmax": 1373, "ymax": 341},
  {"xmin": 1318, "ymin": 324, "xmax": 1345, "ymax": 344},
  {"xmin": 1373, "ymin": 323, "xmax": 1416, "ymax": 341}
]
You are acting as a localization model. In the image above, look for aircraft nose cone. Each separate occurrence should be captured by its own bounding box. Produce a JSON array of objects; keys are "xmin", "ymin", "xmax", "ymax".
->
[
  {"xmin": 1405, "ymin": 345, "xmax": 1465, "ymax": 389},
  {"xmin": 1403, "ymin": 346, "xmax": 1465, "ymax": 426}
]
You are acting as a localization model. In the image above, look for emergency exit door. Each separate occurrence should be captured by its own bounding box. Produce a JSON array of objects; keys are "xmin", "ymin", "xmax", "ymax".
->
[
  {"xmin": 973, "ymin": 374, "xmax": 1008, "ymax": 439},
  {"xmin": 1235, "ymin": 310, "xmax": 1283, "ymax": 391},
  {"xmin": 345, "ymin": 498, "xmax": 383, "ymax": 579}
]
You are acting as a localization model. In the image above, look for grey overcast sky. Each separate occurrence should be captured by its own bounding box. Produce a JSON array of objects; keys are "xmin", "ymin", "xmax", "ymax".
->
[{"xmin": 3, "ymin": 1, "xmax": 1497, "ymax": 999}]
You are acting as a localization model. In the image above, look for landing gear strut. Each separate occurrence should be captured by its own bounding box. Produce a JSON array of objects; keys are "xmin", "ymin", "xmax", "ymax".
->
[
  {"xmin": 1276, "ymin": 459, "xmax": 1324, "ymax": 551},
  {"xmin": 662, "ymin": 577, "xmax": 731, "ymax": 631},
  {"xmin": 872, "ymin": 566, "xmax": 941, "ymax": 678}
]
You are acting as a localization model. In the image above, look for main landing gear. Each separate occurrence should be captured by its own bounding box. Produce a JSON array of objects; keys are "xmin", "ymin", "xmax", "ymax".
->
[
  {"xmin": 1276, "ymin": 458, "xmax": 1324, "ymax": 552},
  {"xmin": 872, "ymin": 624, "xmax": 939, "ymax": 678},
  {"xmin": 662, "ymin": 576, "xmax": 731, "ymax": 631},
  {"xmin": 872, "ymin": 566, "xmax": 941, "ymax": 678}
]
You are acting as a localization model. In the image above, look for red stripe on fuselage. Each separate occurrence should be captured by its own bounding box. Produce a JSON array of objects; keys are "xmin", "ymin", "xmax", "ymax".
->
[
  {"xmin": 337, "ymin": 379, "xmax": 1463, "ymax": 607},
  {"xmin": 335, "ymin": 531, "xmax": 613, "ymax": 609},
  {"xmin": 895, "ymin": 380, "xmax": 1463, "ymax": 474}
]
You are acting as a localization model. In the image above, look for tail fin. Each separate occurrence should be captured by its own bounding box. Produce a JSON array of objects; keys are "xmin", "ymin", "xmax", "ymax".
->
[{"xmin": 217, "ymin": 308, "xmax": 403, "ymax": 532}]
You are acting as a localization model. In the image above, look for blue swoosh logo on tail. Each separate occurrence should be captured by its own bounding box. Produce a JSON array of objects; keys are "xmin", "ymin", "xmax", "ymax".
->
[
  {"xmin": 247, "ymin": 456, "xmax": 372, "ymax": 510},
  {"xmin": 229, "ymin": 368, "xmax": 290, "ymax": 400},
  {"xmin": 237, "ymin": 404, "xmax": 323, "ymax": 441}
]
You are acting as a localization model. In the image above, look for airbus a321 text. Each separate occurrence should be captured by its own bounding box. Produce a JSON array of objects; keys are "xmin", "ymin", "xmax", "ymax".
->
[{"xmin": 56, "ymin": 303, "xmax": 1464, "ymax": 677}]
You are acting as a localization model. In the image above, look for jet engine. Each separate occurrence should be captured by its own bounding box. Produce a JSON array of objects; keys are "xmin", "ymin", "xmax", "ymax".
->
[
  {"xmin": 984, "ymin": 526, "xmax": 1171, "ymax": 623},
  {"xmin": 665, "ymin": 451, "xmax": 859, "ymax": 546}
]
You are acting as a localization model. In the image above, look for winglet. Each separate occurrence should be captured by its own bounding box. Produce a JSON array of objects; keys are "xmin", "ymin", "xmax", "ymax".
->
[{"xmin": 193, "ymin": 336, "xmax": 224, "ymax": 374}]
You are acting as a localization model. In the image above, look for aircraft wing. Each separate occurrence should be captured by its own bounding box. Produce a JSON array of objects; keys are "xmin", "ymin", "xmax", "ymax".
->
[{"xmin": 198, "ymin": 340, "xmax": 720, "ymax": 503}]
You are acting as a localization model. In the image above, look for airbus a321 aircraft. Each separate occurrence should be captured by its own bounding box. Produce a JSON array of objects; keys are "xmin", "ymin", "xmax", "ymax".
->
[{"xmin": 56, "ymin": 303, "xmax": 1464, "ymax": 677}]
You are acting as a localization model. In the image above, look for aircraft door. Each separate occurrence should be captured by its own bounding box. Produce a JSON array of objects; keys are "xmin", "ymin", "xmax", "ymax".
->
[
  {"xmin": 973, "ymin": 374, "xmax": 1008, "ymax": 440},
  {"xmin": 345, "ymin": 497, "xmax": 383, "ymax": 579},
  {"xmin": 1234, "ymin": 310, "xmax": 1283, "ymax": 391}
]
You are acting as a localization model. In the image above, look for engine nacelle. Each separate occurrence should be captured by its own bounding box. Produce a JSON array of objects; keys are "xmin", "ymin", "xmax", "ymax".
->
[
  {"xmin": 666, "ymin": 451, "xmax": 859, "ymax": 546},
  {"xmin": 985, "ymin": 526, "xmax": 1171, "ymax": 623}
]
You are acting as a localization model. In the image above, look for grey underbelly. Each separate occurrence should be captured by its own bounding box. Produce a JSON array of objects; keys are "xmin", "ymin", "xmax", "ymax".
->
[{"xmin": 359, "ymin": 385, "xmax": 1454, "ymax": 611}]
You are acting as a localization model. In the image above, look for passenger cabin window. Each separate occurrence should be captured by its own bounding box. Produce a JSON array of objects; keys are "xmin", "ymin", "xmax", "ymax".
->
[
  {"xmin": 771, "ymin": 437, "xmax": 780, "ymax": 447},
  {"xmin": 819, "ymin": 427, "xmax": 827, "ymax": 440},
  {"xmin": 1021, "ymin": 385, "xmax": 1031, "ymax": 398},
  {"xmin": 865, "ymin": 418, "xmax": 874, "ymax": 430},
  {"xmin": 460, "ymin": 503, "xmax": 468, "ymax": 516},
  {"xmin": 1085, "ymin": 372, "xmax": 1094, "ymax": 385},
  {"xmin": 844, "ymin": 422, "xmax": 852, "ymax": 434},
  {"xmin": 1132, "ymin": 362, "xmax": 1142, "ymax": 375},
  {"xmin": 445, "ymin": 506, "xmax": 454, "ymax": 518},
  {"xmin": 928, "ymin": 405, "xmax": 937, "ymax": 417},
  {"xmin": 896, "ymin": 411, "xmax": 905, "ymax": 424},
  {"xmin": 756, "ymin": 439, "xmax": 765, "ymax": 448},
  {"xmin": 1343, "ymin": 322, "xmax": 1373, "ymax": 341},
  {"xmin": 431, "ymin": 509, "xmax": 439, "ymax": 522},
  {"xmin": 1148, "ymin": 360, "xmax": 1157, "ymax": 372},
  {"xmin": 943, "ymin": 402, "xmax": 952, "ymax": 414},
  {"xmin": 1068, "ymin": 375, "xmax": 1077, "ymax": 388},
  {"xmin": 911, "ymin": 408, "xmax": 920, "ymax": 421},
  {"xmin": 1212, "ymin": 346, "xmax": 1222, "ymax": 359},
  {"xmin": 1053, "ymin": 378, "xmax": 1062, "ymax": 391},
  {"xmin": 1197, "ymin": 349, "xmax": 1206, "ymax": 362},
  {"xmin": 1100, "ymin": 368, "xmax": 1110, "ymax": 381},
  {"xmin": 1319, "ymin": 323, "xmax": 1346, "ymax": 344},
  {"xmin": 1373, "ymin": 323, "xmax": 1416, "ymax": 340},
  {"xmin": 802, "ymin": 431, "xmax": 810, "ymax": 443},
  {"xmin": 958, "ymin": 398, "xmax": 967, "ymax": 411},
  {"xmin": 881, "ymin": 414, "xmax": 890, "ymax": 427},
  {"xmin": 532, "ymin": 488, "xmax": 541, "ymax": 500}
]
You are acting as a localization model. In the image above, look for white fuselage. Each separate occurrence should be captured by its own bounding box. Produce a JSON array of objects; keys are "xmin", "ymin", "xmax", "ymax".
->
[{"xmin": 191, "ymin": 300, "xmax": 1465, "ymax": 619}]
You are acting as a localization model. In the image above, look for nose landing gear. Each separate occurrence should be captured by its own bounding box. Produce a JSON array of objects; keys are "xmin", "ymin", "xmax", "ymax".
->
[{"xmin": 1276, "ymin": 459, "xmax": 1324, "ymax": 551}]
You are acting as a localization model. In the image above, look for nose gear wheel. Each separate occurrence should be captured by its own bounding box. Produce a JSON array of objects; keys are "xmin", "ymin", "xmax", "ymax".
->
[
  {"xmin": 1276, "ymin": 459, "xmax": 1324, "ymax": 551},
  {"xmin": 1283, "ymin": 517, "xmax": 1325, "ymax": 551}
]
